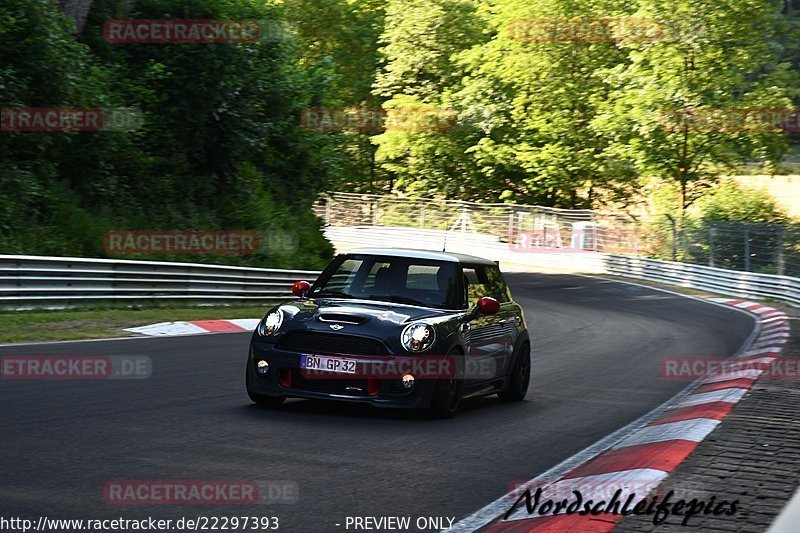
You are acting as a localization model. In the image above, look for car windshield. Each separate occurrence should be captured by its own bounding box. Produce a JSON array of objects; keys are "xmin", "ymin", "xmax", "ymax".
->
[{"xmin": 311, "ymin": 255, "xmax": 461, "ymax": 309}]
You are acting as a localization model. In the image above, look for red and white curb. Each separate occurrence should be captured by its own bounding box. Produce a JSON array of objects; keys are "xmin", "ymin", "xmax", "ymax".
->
[
  {"xmin": 124, "ymin": 319, "xmax": 259, "ymax": 336},
  {"xmin": 451, "ymin": 299, "xmax": 790, "ymax": 532}
]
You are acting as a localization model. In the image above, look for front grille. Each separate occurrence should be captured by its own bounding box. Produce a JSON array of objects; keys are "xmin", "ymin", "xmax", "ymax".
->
[
  {"xmin": 291, "ymin": 371, "xmax": 371, "ymax": 395},
  {"xmin": 276, "ymin": 331, "xmax": 387, "ymax": 356}
]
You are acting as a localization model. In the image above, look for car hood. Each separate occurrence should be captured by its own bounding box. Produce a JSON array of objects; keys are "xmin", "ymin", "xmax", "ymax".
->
[{"xmin": 279, "ymin": 297, "xmax": 455, "ymax": 326}]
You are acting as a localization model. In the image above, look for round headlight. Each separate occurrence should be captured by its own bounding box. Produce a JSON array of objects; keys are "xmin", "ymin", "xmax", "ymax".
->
[
  {"xmin": 401, "ymin": 323, "xmax": 436, "ymax": 352},
  {"xmin": 258, "ymin": 309, "xmax": 284, "ymax": 336},
  {"xmin": 256, "ymin": 360, "xmax": 270, "ymax": 375}
]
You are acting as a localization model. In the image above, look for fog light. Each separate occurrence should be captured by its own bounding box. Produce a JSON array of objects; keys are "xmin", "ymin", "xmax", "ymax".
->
[
  {"xmin": 256, "ymin": 360, "xmax": 269, "ymax": 375},
  {"xmin": 402, "ymin": 374, "xmax": 415, "ymax": 390}
]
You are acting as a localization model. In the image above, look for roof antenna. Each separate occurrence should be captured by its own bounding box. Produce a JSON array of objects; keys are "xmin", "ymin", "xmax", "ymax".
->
[{"xmin": 442, "ymin": 231, "xmax": 448, "ymax": 252}]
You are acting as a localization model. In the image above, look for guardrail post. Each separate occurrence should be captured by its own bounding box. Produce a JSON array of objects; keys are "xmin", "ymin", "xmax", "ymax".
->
[
  {"xmin": 665, "ymin": 214, "xmax": 677, "ymax": 262},
  {"xmin": 325, "ymin": 197, "xmax": 331, "ymax": 226},
  {"xmin": 629, "ymin": 215, "xmax": 640, "ymax": 257},
  {"xmin": 708, "ymin": 225, "xmax": 716, "ymax": 268},
  {"xmin": 777, "ymin": 227, "xmax": 786, "ymax": 276},
  {"xmin": 744, "ymin": 228, "xmax": 751, "ymax": 272}
]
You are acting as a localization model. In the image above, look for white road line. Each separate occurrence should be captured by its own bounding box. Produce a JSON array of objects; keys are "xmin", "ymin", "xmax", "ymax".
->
[
  {"xmin": 761, "ymin": 316, "xmax": 790, "ymax": 325},
  {"xmin": 611, "ymin": 419, "xmax": 721, "ymax": 449},
  {"xmin": 744, "ymin": 347, "xmax": 783, "ymax": 357},
  {"xmin": 677, "ymin": 388, "xmax": 749, "ymax": 407},
  {"xmin": 123, "ymin": 321, "xmax": 210, "ymax": 336},
  {"xmin": 227, "ymin": 318, "xmax": 260, "ymax": 331},
  {"xmin": 702, "ymin": 368, "xmax": 765, "ymax": 384}
]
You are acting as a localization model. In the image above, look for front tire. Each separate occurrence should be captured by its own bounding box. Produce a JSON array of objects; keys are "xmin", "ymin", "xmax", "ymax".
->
[
  {"xmin": 498, "ymin": 342, "xmax": 530, "ymax": 402},
  {"xmin": 429, "ymin": 350, "xmax": 464, "ymax": 419}
]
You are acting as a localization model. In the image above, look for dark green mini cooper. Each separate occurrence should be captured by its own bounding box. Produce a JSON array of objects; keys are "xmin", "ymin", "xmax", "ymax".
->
[{"xmin": 246, "ymin": 248, "xmax": 530, "ymax": 418}]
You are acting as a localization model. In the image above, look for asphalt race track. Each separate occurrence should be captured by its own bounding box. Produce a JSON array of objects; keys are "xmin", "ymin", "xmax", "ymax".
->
[{"xmin": 0, "ymin": 274, "xmax": 755, "ymax": 532}]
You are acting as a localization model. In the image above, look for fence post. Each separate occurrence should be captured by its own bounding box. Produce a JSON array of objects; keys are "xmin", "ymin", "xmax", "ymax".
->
[
  {"xmin": 325, "ymin": 197, "xmax": 331, "ymax": 226},
  {"xmin": 744, "ymin": 228, "xmax": 751, "ymax": 272},
  {"xmin": 708, "ymin": 225, "xmax": 715, "ymax": 268},
  {"xmin": 629, "ymin": 215, "xmax": 640, "ymax": 257},
  {"xmin": 777, "ymin": 227, "xmax": 786, "ymax": 276},
  {"xmin": 665, "ymin": 214, "xmax": 677, "ymax": 261}
]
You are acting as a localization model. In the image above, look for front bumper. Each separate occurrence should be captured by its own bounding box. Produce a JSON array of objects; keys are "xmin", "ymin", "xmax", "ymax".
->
[{"xmin": 246, "ymin": 340, "xmax": 439, "ymax": 409}]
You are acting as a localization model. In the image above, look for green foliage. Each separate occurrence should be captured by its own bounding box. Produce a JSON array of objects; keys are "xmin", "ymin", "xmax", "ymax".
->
[
  {"xmin": 2, "ymin": 0, "xmax": 799, "ymax": 268},
  {"xmin": 696, "ymin": 181, "xmax": 789, "ymax": 224},
  {"xmin": 643, "ymin": 180, "xmax": 792, "ymax": 272},
  {"xmin": 0, "ymin": 0, "xmax": 335, "ymax": 268},
  {"xmin": 594, "ymin": 0, "xmax": 797, "ymax": 213},
  {"xmin": 337, "ymin": 0, "xmax": 799, "ymax": 211}
]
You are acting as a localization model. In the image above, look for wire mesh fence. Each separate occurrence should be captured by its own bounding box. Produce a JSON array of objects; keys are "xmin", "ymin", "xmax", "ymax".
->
[
  {"xmin": 315, "ymin": 192, "xmax": 638, "ymax": 253},
  {"xmin": 669, "ymin": 220, "xmax": 799, "ymax": 277},
  {"xmin": 314, "ymin": 193, "xmax": 798, "ymax": 276}
]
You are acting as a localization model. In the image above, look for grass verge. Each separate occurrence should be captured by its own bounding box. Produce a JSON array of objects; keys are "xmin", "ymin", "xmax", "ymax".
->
[{"xmin": 0, "ymin": 305, "xmax": 269, "ymax": 344}]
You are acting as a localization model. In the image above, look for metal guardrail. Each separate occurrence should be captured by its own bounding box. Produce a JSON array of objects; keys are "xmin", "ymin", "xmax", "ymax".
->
[
  {"xmin": 3, "ymin": 223, "xmax": 797, "ymax": 310},
  {"xmin": 604, "ymin": 255, "xmax": 800, "ymax": 307},
  {"xmin": 324, "ymin": 226, "xmax": 800, "ymax": 308},
  {"xmin": 0, "ymin": 255, "xmax": 321, "ymax": 309}
]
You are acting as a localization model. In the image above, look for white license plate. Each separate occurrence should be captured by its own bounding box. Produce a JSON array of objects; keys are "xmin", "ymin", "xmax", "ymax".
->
[{"xmin": 301, "ymin": 355, "xmax": 358, "ymax": 374}]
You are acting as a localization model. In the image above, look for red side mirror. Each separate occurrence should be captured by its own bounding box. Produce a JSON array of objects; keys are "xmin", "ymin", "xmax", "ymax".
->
[
  {"xmin": 477, "ymin": 297, "xmax": 500, "ymax": 315},
  {"xmin": 292, "ymin": 281, "xmax": 311, "ymax": 298}
]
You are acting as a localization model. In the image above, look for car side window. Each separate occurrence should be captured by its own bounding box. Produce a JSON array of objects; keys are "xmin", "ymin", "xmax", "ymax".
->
[
  {"xmin": 462, "ymin": 265, "xmax": 489, "ymax": 307},
  {"xmin": 462, "ymin": 265, "xmax": 510, "ymax": 306},
  {"xmin": 485, "ymin": 265, "xmax": 511, "ymax": 303}
]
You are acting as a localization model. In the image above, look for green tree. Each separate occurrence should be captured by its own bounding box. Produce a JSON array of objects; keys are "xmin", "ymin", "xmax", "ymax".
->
[
  {"xmin": 371, "ymin": 0, "xmax": 486, "ymax": 197},
  {"xmin": 283, "ymin": 0, "xmax": 386, "ymax": 193},
  {"xmin": 0, "ymin": 0, "xmax": 337, "ymax": 268},
  {"xmin": 454, "ymin": 0, "xmax": 640, "ymax": 207},
  {"xmin": 594, "ymin": 0, "xmax": 797, "ymax": 214}
]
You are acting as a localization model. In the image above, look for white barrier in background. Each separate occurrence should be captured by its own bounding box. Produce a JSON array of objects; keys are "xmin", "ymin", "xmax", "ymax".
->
[
  {"xmin": 325, "ymin": 226, "xmax": 800, "ymax": 308},
  {"xmin": 0, "ymin": 255, "xmax": 321, "ymax": 309},
  {"xmin": 3, "ymin": 225, "xmax": 796, "ymax": 310}
]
